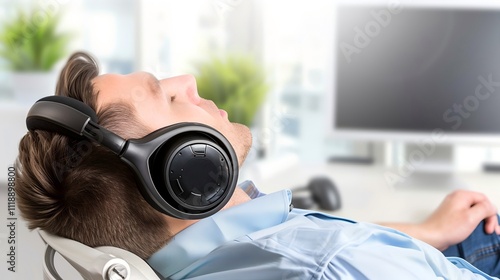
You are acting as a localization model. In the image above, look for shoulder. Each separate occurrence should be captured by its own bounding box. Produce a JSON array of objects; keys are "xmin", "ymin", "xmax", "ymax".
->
[{"xmin": 181, "ymin": 215, "xmax": 366, "ymax": 279}]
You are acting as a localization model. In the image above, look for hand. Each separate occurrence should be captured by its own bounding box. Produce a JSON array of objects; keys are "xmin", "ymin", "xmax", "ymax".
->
[{"xmin": 420, "ymin": 190, "xmax": 500, "ymax": 251}]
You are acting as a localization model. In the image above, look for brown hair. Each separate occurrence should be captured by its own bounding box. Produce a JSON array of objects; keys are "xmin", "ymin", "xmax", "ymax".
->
[{"xmin": 15, "ymin": 52, "xmax": 171, "ymax": 259}]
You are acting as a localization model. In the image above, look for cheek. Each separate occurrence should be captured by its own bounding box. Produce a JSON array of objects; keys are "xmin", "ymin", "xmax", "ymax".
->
[
  {"xmin": 143, "ymin": 103, "xmax": 227, "ymax": 135},
  {"xmin": 135, "ymin": 103, "xmax": 179, "ymax": 132},
  {"xmin": 172, "ymin": 106, "xmax": 219, "ymax": 126}
]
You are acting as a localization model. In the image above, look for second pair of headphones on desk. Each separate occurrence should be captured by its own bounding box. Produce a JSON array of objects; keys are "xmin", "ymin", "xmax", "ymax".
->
[
  {"xmin": 291, "ymin": 177, "xmax": 342, "ymax": 211},
  {"xmin": 26, "ymin": 95, "xmax": 239, "ymax": 220}
]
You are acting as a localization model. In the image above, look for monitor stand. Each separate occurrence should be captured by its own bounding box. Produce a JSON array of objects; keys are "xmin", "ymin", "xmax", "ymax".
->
[
  {"xmin": 389, "ymin": 144, "xmax": 466, "ymax": 190},
  {"xmin": 328, "ymin": 142, "xmax": 375, "ymax": 165}
]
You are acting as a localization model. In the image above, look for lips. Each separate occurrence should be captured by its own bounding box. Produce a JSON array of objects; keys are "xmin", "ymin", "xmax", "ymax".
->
[
  {"xmin": 219, "ymin": 109, "xmax": 228, "ymax": 118},
  {"xmin": 202, "ymin": 99, "xmax": 228, "ymax": 119}
]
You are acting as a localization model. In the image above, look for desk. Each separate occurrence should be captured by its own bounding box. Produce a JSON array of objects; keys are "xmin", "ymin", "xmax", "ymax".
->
[{"xmin": 243, "ymin": 161, "xmax": 500, "ymax": 224}]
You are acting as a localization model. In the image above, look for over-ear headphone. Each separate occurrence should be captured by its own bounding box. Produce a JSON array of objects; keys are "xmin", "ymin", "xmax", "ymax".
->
[{"xmin": 26, "ymin": 95, "xmax": 239, "ymax": 220}]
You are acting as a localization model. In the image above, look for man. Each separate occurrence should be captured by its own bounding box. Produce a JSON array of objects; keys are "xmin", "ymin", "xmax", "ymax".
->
[{"xmin": 16, "ymin": 52, "xmax": 500, "ymax": 279}]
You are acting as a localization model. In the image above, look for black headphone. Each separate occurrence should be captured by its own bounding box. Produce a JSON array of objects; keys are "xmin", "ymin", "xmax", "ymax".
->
[
  {"xmin": 26, "ymin": 95, "xmax": 239, "ymax": 220},
  {"xmin": 291, "ymin": 177, "xmax": 341, "ymax": 211}
]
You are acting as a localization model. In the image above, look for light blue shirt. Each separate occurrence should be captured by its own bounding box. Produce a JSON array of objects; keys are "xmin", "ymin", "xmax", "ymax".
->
[{"xmin": 148, "ymin": 181, "xmax": 498, "ymax": 279}]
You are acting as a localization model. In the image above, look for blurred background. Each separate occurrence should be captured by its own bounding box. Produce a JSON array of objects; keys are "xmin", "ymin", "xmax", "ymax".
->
[{"xmin": 2, "ymin": 0, "xmax": 500, "ymax": 278}]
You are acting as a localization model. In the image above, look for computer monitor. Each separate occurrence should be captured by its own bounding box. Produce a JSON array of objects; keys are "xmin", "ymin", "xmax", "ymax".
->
[{"xmin": 330, "ymin": 1, "xmax": 500, "ymax": 144}]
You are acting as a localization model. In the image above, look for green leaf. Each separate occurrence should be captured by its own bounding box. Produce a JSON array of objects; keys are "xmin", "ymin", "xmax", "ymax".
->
[
  {"xmin": 0, "ymin": 5, "xmax": 72, "ymax": 71},
  {"xmin": 193, "ymin": 54, "xmax": 269, "ymax": 126}
]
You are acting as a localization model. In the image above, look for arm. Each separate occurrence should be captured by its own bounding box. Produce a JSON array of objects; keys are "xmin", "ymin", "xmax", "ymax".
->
[{"xmin": 379, "ymin": 190, "xmax": 500, "ymax": 251}]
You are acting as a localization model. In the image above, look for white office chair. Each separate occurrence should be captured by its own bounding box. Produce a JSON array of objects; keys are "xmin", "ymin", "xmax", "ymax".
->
[{"xmin": 38, "ymin": 230, "xmax": 165, "ymax": 280}]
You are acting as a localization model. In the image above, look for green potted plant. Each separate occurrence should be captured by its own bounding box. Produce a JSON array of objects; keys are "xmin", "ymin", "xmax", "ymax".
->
[
  {"xmin": 193, "ymin": 54, "xmax": 269, "ymax": 127},
  {"xmin": 0, "ymin": 5, "xmax": 71, "ymax": 103}
]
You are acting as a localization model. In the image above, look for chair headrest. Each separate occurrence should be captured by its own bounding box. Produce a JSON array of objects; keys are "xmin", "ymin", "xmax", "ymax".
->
[{"xmin": 38, "ymin": 230, "xmax": 163, "ymax": 280}]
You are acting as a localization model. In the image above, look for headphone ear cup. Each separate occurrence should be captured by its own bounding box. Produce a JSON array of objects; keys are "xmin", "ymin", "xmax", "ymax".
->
[
  {"xmin": 309, "ymin": 177, "xmax": 341, "ymax": 211},
  {"xmin": 149, "ymin": 131, "xmax": 236, "ymax": 213}
]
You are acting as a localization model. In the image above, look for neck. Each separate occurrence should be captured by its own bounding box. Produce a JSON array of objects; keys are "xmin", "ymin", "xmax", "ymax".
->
[{"xmin": 164, "ymin": 187, "xmax": 251, "ymax": 236}]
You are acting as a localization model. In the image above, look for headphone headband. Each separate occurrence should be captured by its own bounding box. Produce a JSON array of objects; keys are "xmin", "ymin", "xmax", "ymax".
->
[{"xmin": 27, "ymin": 96, "xmax": 126, "ymax": 155}]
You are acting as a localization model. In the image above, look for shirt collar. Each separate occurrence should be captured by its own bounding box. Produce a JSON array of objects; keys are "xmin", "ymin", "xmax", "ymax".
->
[{"xmin": 147, "ymin": 181, "xmax": 292, "ymax": 278}]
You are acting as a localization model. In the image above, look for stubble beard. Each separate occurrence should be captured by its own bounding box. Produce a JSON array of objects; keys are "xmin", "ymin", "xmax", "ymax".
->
[{"xmin": 231, "ymin": 123, "xmax": 252, "ymax": 167}]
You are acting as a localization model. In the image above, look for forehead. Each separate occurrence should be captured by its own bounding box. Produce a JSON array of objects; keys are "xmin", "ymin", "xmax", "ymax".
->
[{"xmin": 92, "ymin": 72, "xmax": 161, "ymax": 109}]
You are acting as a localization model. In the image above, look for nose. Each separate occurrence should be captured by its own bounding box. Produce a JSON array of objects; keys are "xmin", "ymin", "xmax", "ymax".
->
[{"xmin": 160, "ymin": 74, "xmax": 201, "ymax": 104}]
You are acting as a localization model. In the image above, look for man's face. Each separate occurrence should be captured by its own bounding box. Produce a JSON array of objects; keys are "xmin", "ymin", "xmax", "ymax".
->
[{"xmin": 93, "ymin": 72, "xmax": 252, "ymax": 166}]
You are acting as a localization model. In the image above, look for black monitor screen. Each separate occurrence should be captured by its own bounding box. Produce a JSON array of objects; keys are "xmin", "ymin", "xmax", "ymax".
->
[{"xmin": 335, "ymin": 6, "xmax": 500, "ymax": 134}]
